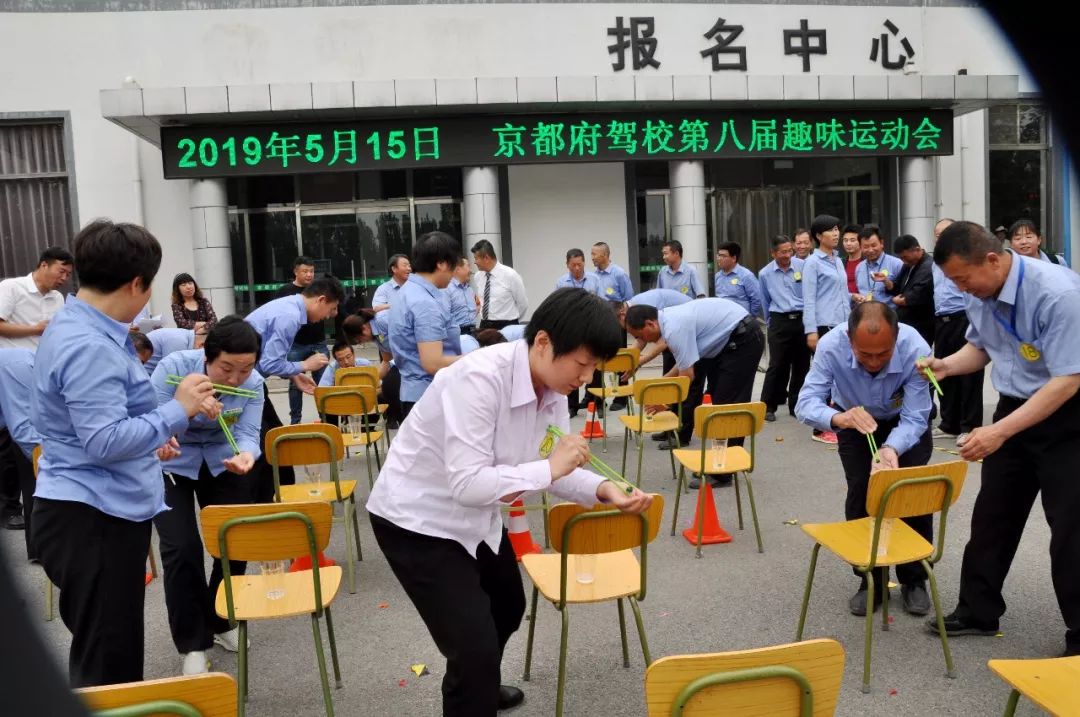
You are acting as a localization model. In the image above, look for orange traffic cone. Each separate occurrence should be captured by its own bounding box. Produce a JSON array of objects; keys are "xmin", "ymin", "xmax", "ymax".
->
[
  {"xmin": 289, "ymin": 552, "xmax": 338, "ymax": 572},
  {"xmin": 702, "ymin": 394, "xmax": 713, "ymax": 405},
  {"xmin": 683, "ymin": 482, "xmax": 733, "ymax": 551},
  {"xmin": 581, "ymin": 401, "xmax": 605, "ymax": 439},
  {"xmin": 506, "ymin": 499, "xmax": 541, "ymax": 561}
]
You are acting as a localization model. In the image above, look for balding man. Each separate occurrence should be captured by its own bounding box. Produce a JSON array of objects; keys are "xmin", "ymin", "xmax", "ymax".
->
[{"xmin": 795, "ymin": 302, "xmax": 934, "ymax": 618}]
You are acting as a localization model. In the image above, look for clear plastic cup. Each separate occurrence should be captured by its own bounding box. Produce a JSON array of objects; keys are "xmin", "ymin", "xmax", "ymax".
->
[
  {"xmin": 303, "ymin": 464, "xmax": 323, "ymax": 497},
  {"xmin": 710, "ymin": 438, "xmax": 728, "ymax": 472},
  {"xmin": 347, "ymin": 416, "xmax": 363, "ymax": 441},
  {"xmin": 260, "ymin": 560, "xmax": 287, "ymax": 600},
  {"xmin": 574, "ymin": 554, "xmax": 596, "ymax": 585},
  {"xmin": 869, "ymin": 517, "xmax": 894, "ymax": 559}
]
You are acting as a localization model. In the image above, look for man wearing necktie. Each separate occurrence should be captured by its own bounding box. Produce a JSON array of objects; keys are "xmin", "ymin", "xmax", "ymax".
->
[{"xmin": 472, "ymin": 240, "xmax": 527, "ymax": 331}]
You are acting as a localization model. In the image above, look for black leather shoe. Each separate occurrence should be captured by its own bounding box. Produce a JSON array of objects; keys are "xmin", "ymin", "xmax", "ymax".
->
[
  {"xmin": 608, "ymin": 399, "xmax": 628, "ymax": 412},
  {"xmin": 849, "ymin": 588, "xmax": 884, "ymax": 617},
  {"xmin": 925, "ymin": 612, "xmax": 998, "ymax": 637},
  {"xmin": 2, "ymin": 513, "xmax": 25, "ymax": 530},
  {"xmin": 901, "ymin": 583, "xmax": 931, "ymax": 616},
  {"xmin": 764, "ymin": 411, "xmax": 776, "ymax": 423},
  {"xmin": 498, "ymin": 685, "xmax": 525, "ymax": 711},
  {"xmin": 651, "ymin": 431, "xmax": 670, "ymax": 442}
]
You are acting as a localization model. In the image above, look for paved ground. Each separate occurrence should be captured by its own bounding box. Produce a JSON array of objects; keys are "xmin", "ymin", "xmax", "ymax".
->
[{"xmin": 3, "ymin": 365, "xmax": 1063, "ymax": 716}]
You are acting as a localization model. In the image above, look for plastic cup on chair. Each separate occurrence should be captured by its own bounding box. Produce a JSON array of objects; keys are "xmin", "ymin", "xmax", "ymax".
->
[
  {"xmin": 260, "ymin": 560, "xmax": 287, "ymax": 600},
  {"xmin": 303, "ymin": 464, "xmax": 323, "ymax": 498},
  {"xmin": 574, "ymin": 554, "xmax": 596, "ymax": 585},
  {"xmin": 869, "ymin": 517, "xmax": 894, "ymax": 559}
]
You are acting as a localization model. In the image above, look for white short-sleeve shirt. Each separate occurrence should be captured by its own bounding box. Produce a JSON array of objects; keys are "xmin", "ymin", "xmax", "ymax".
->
[{"xmin": 0, "ymin": 274, "xmax": 64, "ymax": 349}]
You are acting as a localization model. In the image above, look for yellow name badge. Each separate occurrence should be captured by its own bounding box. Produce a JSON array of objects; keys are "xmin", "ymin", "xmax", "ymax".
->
[
  {"xmin": 1020, "ymin": 343, "xmax": 1041, "ymax": 362},
  {"xmin": 730, "ymin": 278, "xmax": 739, "ymax": 285},
  {"xmin": 793, "ymin": 272, "xmax": 802, "ymax": 281},
  {"xmin": 605, "ymin": 287, "xmax": 614, "ymax": 295},
  {"xmin": 880, "ymin": 270, "xmax": 890, "ymax": 278},
  {"xmin": 680, "ymin": 286, "xmax": 689, "ymax": 294}
]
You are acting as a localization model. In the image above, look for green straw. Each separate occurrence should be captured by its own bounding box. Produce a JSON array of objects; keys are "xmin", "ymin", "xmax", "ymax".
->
[
  {"xmin": 920, "ymin": 357, "xmax": 945, "ymax": 397},
  {"xmin": 543, "ymin": 425, "xmax": 635, "ymax": 495},
  {"xmin": 218, "ymin": 414, "xmax": 241, "ymax": 456},
  {"xmin": 166, "ymin": 375, "xmax": 259, "ymax": 398}
]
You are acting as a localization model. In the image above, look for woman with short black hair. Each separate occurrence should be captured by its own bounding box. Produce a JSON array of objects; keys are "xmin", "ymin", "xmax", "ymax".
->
[{"xmin": 171, "ymin": 272, "xmax": 218, "ymax": 333}]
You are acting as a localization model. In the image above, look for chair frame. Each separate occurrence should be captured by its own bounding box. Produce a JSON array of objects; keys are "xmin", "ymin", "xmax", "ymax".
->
[
  {"xmin": 334, "ymin": 366, "xmax": 392, "ymax": 450},
  {"xmin": 522, "ymin": 504, "xmax": 658, "ymax": 717},
  {"xmin": 672, "ymin": 405, "xmax": 765, "ymax": 556},
  {"xmin": 620, "ymin": 377, "xmax": 688, "ymax": 489},
  {"xmin": 314, "ymin": 385, "xmax": 383, "ymax": 489},
  {"xmin": 91, "ymin": 700, "xmax": 203, "ymax": 717},
  {"xmin": 214, "ymin": 509, "xmax": 342, "ymax": 717},
  {"xmin": 267, "ymin": 425, "xmax": 363, "ymax": 594},
  {"xmin": 795, "ymin": 469, "xmax": 963, "ymax": 693},
  {"xmin": 586, "ymin": 348, "xmax": 640, "ymax": 453},
  {"xmin": 669, "ymin": 666, "xmax": 814, "ymax": 717}
]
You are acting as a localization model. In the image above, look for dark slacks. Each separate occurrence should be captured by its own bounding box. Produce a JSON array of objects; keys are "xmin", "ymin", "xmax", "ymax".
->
[
  {"xmin": 32, "ymin": 497, "xmax": 151, "ymax": 687},
  {"xmin": 371, "ymin": 514, "xmax": 525, "ymax": 717},
  {"xmin": 0, "ymin": 428, "xmax": 20, "ymax": 518},
  {"xmin": 286, "ymin": 342, "xmax": 328, "ymax": 425},
  {"xmin": 11, "ymin": 446, "xmax": 35, "ymax": 558},
  {"xmin": 479, "ymin": 319, "xmax": 516, "ymax": 331},
  {"xmin": 955, "ymin": 394, "xmax": 1080, "ymax": 651},
  {"xmin": 382, "ymin": 364, "xmax": 404, "ymax": 425},
  {"xmin": 759, "ymin": 313, "xmax": 811, "ymax": 414},
  {"xmin": 676, "ymin": 321, "xmax": 764, "ymax": 445},
  {"xmin": 154, "ymin": 463, "xmax": 251, "ymax": 654},
  {"xmin": 836, "ymin": 417, "xmax": 934, "ymax": 590},
  {"xmin": 934, "ymin": 313, "xmax": 985, "ymax": 434},
  {"xmin": 255, "ymin": 383, "xmax": 294, "ymax": 503}
]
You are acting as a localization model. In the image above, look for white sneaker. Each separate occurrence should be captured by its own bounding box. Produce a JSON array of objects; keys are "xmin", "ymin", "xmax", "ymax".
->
[
  {"xmin": 931, "ymin": 428, "xmax": 955, "ymax": 440},
  {"xmin": 181, "ymin": 650, "xmax": 210, "ymax": 675},
  {"xmin": 213, "ymin": 626, "xmax": 247, "ymax": 653},
  {"xmin": 956, "ymin": 433, "xmax": 970, "ymax": 447}
]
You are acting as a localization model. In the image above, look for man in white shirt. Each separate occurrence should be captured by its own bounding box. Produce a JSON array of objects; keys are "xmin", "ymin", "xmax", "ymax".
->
[
  {"xmin": 367, "ymin": 287, "xmax": 652, "ymax": 716},
  {"xmin": 0, "ymin": 246, "xmax": 72, "ymax": 529},
  {"xmin": 472, "ymin": 239, "xmax": 528, "ymax": 331},
  {"xmin": 371, "ymin": 254, "xmax": 411, "ymax": 312}
]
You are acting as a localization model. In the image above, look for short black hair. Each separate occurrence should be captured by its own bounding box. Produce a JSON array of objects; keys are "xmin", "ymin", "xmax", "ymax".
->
[
  {"xmin": 294, "ymin": 255, "xmax": 315, "ymax": 268},
  {"xmin": 858, "ymin": 224, "xmax": 884, "ymax": 243},
  {"xmin": 38, "ymin": 246, "xmax": 73, "ymax": 266},
  {"xmin": 388, "ymin": 253, "xmax": 409, "ymax": 272},
  {"xmin": 810, "ymin": 215, "xmax": 840, "ymax": 243},
  {"xmin": 204, "ymin": 315, "xmax": 262, "ymax": 363},
  {"xmin": 717, "ymin": 241, "xmax": 741, "ymax": 260},
  {"xmin": 475, "ymin": 328, "xmax": 508, "ymax": 347},
  {"xmin": 849, "ymin": 301, "xmax": 898, "ymax": 338},
  {"xmin": 525, "ymin": 287, "xmax": 623, "ymax": 360},
  {"xmin": 416, "ymin": 231, "xmax": 464, "ymax": 273},
  {"xmin": 592, "ymin": 241, "xmax": 611, "ymax": 255},
  {"xmin": 73, "ymin": 219, "xmax": 162, "ymax": 293},
  {"xmin": 663, "ymin": 240, "xmax": 684, "ymax": 257},
  {"xmin": 301, "ymin": 275, "xmax": 345, "ymax": 303},
  {"xmin": 331, "ymin": 341, "xmax": 353, "ymax": 358},
  {"xmin": 624, "ymin": 303, "xmax": 659, "ymax": 330},
  {"xmin": 841, "ymin": 224, "xmax": 862, "ymax": 237},
  {"xmin": 1008, "ymin": 219, "xmax": 1040, "ymax": 239},
  {"xmin": 131, "ymin": 331, "xmax": 152, "ymax": 354},
  {"xmin": 793, "ymin": 228, "xmax": 810, "ymax": 239},
  {"xmin": 934, "ymin": 221, "xmax": 1003, "ymax": 266},
  {"xmin": 771, "ymin": 234, "xmax": 792, "ymax": 250},
  {"xmin": 341, "ymin": 308, "xmax": 376, "ymax": 343},
  {"xmin": 565, "ymin": 248, "xmax": 585, "ymax": 263},
  {"xmin": 893, "ymin": 234, "xmax": 921, "ymax": 254},
  {"xmin": 470, "ymin": 239, "xmax": 496, "ymax": 260}
]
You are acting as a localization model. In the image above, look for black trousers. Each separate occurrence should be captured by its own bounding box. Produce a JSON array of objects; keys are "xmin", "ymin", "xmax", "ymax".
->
[
  {"xmin": 154, "ymin": 464, "xmax": 251, "ymax": 653},
  {"xmin": 32, "ymin": 498, "xmax": 151, "ymax": 687},
  {"xmin": 956, "ymin": 394, "xmax": 1080, "ymax": 650},
  {"xmin": 934, "ymin": 313, "xmax": 985, "ymax": 434},
  {"xmin": 0, "ymin": 428, "xmax": 20, "ymax": 516},
  {"xmin": 677, "ymin": 321, "xmax": 764, "ymax": 445},
  {"xmin": 760, "ymin": 313, "xmax": 811, "ymax": 414},
  {"xmin": 382, "ymin": 365, "xmax": 404, "ymax": 425},
  {"xmin": 11, "ymin": 446, "xmax": 35, "ymax": 558},
  {"xmin": 371, "ymin": 514, "xmax": 525, "ymax": 717},
  {"xmin": 836, "ymin": 418, "xmax": 934, "ymax": 590},
  {"xmin": 479, "ymin": 319, "xmax": 516, "ymax": 331},
  {"xmin": 255, "ymin": 383, "xmax": 294, "ymax": 503}
]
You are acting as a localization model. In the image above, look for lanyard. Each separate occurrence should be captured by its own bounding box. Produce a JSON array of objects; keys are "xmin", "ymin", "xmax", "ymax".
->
[{"xmin": 990, "ymin": 257, "xmax": 1025, "ymax": 343}]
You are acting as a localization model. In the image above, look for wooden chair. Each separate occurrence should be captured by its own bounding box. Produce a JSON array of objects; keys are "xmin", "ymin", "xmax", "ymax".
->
[
  {"xmin": 313, "ymin": 385, "xmax": 384, "ymax": 488},
  {"xmin": 522, "ymin": 495, "xmax": 664, "ymax": 717},
  {"xmin": 265, "ymin": 424, "xmax": 362, "ymax": 594},
  {"xmin": 795, "ymin": 461, "xmax": 968, "ymax": 694},
  {"xmin": 335, "ymin": 366, "xmax": 391, "ymax": 449},
  {"xmin": 78, "ymin": 672, "xmax": 237, "ymax": 717},
  {"xmin": 201, "ymin": 502, "xmax": 343, "ymax": 717},
  {"xmin": 618, "ymin": 377, "xmax": 690, "ymax": 488},
  {"xmin": 671, "ymin": 402, "xmax": 767, "ymax": 556},
  {"xmin": 585, "ymin": 347, "xmax": 640, "ymax": 452},
  {"xmin": 989, "ymin": 655, "xmax": 1080, "ymax": 716},
  {"xmin": 645, "ymin": 639, "xmax": 845, "ymax": 716}
]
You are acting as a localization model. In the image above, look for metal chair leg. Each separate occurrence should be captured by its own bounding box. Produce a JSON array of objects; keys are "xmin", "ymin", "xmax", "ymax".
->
[
  {"xmin": 44, "ymin": 577, "xmax": 54, "ymax": 621},
  {"xmin": 862, "ymin": 569, "xmax": 876, "ymax": 693},
  {"xmin": 238, "ymin": 621, "xmax": 249, "ymax": 711},
  {"xmin": 671, "ymin": 467, "xmax": 685, "ymax": 536},
  {"xmin": 621, "ymin": 428, "xmax": 630, "ymax": 476},
  {"xmin": 1003, "ymin": 689, "xmax": 1021, "ymax": 717},
  {"xmin": 311, "ymin": 614, "xmax": 335, "ymax": 716},
  {"xmin": 342, "ymin": 503, "xmax": 357, "ymax": 595},
  {"xmin": 349, "ymin": 496, "xmax": 363, "ymax": 562},
  {"xmin": 635, "ymin": 435, "xmax": 646, "ymax": 489},
  {"xmin": 324, "ymin": 607, "xmax": 343, "ymax": 689},
  {"xmin": 733, "ymin": 474, "xmax": 745, "ymax": 530},
  {"xmin": 741, "ymin": 474, "xmax": 765, "ymax": 554},
  {"xmin": 629, "ymin": 597, "xmax": 651, "ymax": 665},
  {"xmin": 372, "ymin": 436, "xmax": 382, "ymax": 470},
  {"xmin": 925, "ymin": 559, "xmax": 956, "ymax": 678},
  {"xmin": 555, "ymin": 608, "xmax": 570, "ymax": 717},
  {"xmin": 601, "ymin": 398, "xmax": 609, "ymax": 454},
  {"xmin": 363, "ymin": 443, "xmax": 375, "ymax": 491},
  {"xmin": 881, "ymin": 572, "xmax": 891, "ymax": 632},
  {"xmin": 617, "ymin": 599, "xmax": 629, "ymax": 668},
  {"xmin": 694, "ymin": 483, "xmax": 707, "ymax": 559},
  {"xmin": 523, "ymin": 586, "xmax": 539, "ymax": 681},
  {"xmin": 667, "ymin": 444, "xmax": 677, "ymax": 484},
  {"xmin": 795, "ymin": 545, "xmax": 820, "ymax": 640}
]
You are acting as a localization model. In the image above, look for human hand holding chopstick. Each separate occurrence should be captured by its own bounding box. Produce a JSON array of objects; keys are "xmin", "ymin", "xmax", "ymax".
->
[
  {"xmin": 547, "ymin": 433, "xmax": 591, "ymax": 481},
  {"xmin": 830, "ymin": 406, "xmax": 878, "ymax": 434},
  {"xmin": 223, "ymin": 451, "xmax": 255, "ymax": 475},
  {"xmin": 174, "ymin": 374, "xmax": 216, "ymax": 418}
]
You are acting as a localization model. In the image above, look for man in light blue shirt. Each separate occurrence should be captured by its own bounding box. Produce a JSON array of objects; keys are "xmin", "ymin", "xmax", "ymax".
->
[
  {"xmin": 591, "ymin": 242, "xmax": 634, "ymax": 303},
  {"xmin": 795, "ymin": 302, "xmax": 934, "ymax": 617},
  {"xmin": 625, "ymin": 298, "xmax": 762, "ymax": 454},
  {"xmin": 371, "ymin": 254, "xmax": 411, "ymax": 312},
  {"xmin": 389, "ymin": 232, "xmax": 463, "ymax": 415},
  {"xmin": 317, "ymin": 340, "xmax": 374, "ymax": 387},
  {"xmin": 924, "ymin": 222, "xmax": 1080, "ymax": 653},
  {"xmin": 713, "ymin": 242, "xmax": 763, "ymax": 318},
  {"xmin": 854, "ymin": 226, "xmax": 905, "ymax": 306},
  {"xmin": 445, "ymin": 258, "xmax": 478, "ymax": 335},
  {"xmin": 758, "ymin": 235, "xmax": 810, "ymax": 421},
  {"xmin": 555, "ymin": 248, "xmax": 600, "ymax": 294},
  {"xmin": 617, "ymin": 288, "xmax": 693, "ymax": 377},
  {"xmin": 0, "ymin": 348, "xmax": 39, "ymax": 558},
  {"xmin": 30, "ymin": 219, "xmax": 217, "ymax": 687},
  {"xmin": 137, "ymin": 327, "xmax": 197, "ymax": 375},
  {"xmin": 498, "ymin": 323, "xmax": 526, "ymax": 342},
  {"xmin": 656, "ymin": 239, "xmax": 706, "ymax": 298}
]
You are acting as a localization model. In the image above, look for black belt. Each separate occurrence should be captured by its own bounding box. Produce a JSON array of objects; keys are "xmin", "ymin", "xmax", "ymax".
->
[
  {"xmin": 769, "ymin": 311, "xmax": 803, "ymax": 321},
  {"xmin": 936, "ymin": 311, "xmax": 965, "ymax": 322},
  {"xmin": 723, "ymin": 316, "xmax": 758, "ymax": 351}
]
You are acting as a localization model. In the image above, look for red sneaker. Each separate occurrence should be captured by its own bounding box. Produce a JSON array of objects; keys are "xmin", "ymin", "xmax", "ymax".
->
[{"xmin": 812, "ymin": 430, "xmax": 839, "ymax": 445}]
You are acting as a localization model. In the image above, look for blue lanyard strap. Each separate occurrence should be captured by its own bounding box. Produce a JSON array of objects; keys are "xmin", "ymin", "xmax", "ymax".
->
[{"xmin": 991, "ymin": 257, "xmax": 1024, "ymax": 343}]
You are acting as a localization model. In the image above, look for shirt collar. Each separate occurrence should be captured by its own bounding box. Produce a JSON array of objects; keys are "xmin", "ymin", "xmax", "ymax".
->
[
  {"xmin": 813, "ymin": 249, "xmax": 834, "ymax": 261},
  {"xmin": 770, "ymin": 261, "xmax": 795, "ymax": 274},
  {"xmin": 407, "ymin": 273, "xmax": 440, "ymax": 298},
  {"xmin": 20, "ymin": 273, "xmax": 45, "ymax": 296},
  {"xmin": 663, "ymin": 264, "xmax": 681, "ymax": 276},
  {"xmin": 67, "ymin": 295, "xmax": 132, "ymax": 350},
  {"xmin": 996, "ymin": 254, "xmax": 1024, "ymax": 307},
  {"xmin": 596, "ymin": 264, "xmax": 613, "ymax": 275},
  {"xmin": 508, "ymin": 338, "xmax": 555, "ymax": 410}
]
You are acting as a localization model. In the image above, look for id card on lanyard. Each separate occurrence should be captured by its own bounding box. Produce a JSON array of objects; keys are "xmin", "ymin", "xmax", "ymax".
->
[{"xmin": 991, "ymin": 258, "xmax": 1041, "ymax": 361}]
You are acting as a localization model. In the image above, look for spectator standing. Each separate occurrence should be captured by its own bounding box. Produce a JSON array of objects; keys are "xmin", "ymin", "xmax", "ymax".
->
[{"xmin": 170, "ymin": 273, "xmax": 217, "ymax": 333}]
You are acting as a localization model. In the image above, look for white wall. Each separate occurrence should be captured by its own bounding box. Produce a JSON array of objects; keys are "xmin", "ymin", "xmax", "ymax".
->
[{"xmin": 508, "ymin": 163, "xmax": 628, "ymax": 316}]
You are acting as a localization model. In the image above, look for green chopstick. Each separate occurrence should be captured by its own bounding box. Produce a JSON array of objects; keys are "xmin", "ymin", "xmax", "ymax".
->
[
  {"xmin": 218, "ymin": 414, "xmax": 241, "ymax": 456},
  {"xmin": 866, "ymin": 431, "xmax": 880, "ymax": 463},
  {"xmin": 166, "ymin": 375, "xmax": 259, "ymax": 398},
  {"xmin": 920, "ymin": 358, "xmax": 945, "ymax": 397},
  {"xmin": 544, "ymin": 425, "xmax": 635, "ymax": 495}
]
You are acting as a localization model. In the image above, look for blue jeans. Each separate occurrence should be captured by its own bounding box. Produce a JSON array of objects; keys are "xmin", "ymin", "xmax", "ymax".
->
[{"xmin": 287, "ymin": 342, "xmax": 328, "ymax": 424}]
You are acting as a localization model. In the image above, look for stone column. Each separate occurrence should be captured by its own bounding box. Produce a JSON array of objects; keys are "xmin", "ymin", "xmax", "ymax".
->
[
  {"xmin": 463, "ymin": 167, "xmax": 502, "ymax": 260},
  {"xmin": 189, "ymin": 178, "xmax": 235, "ymax": 316},
  {"xmin": 668, "ymin": 160, "xmax": 708, "ymax": 291},
  {"xmin": 901, "ymin": 156, "xmax": 935, "ymax": 249}
]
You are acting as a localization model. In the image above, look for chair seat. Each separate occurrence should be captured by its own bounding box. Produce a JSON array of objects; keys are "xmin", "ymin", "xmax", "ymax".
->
[
  {"xmin": 279, "ymin": 480, "xmax": 357, "ymax": 504},
  {"xmin": 801, "ymin": 517, "xmax": 933, "ymax": 567},
  {"xmin": 672, "ymin": 446, "xmax": 752, "ymax": 475},
  {"xmin": 216, "ymin": 566, "xmax": 342, "ymax": 620},
  {"xmin": 522, "ymin": 550, "xmax": 641, "ymax": 605},
  {"xmin": 586, "ymin": 386, "xmax": 635, "ymax": 400},
  {"xmin": 342, "ymin": 431, "xmax": 384, "ymax": 448},
  {"xmin": 988, "ymin": 656, "xmax": 1080, "ymax": 715},
  {"xmin": 619, "ymin": 412, "xmax": 680, "ymax": 434}
]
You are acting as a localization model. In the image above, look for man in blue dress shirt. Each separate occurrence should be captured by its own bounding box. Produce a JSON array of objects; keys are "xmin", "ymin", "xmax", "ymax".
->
[
  {"xmin": 796, "ymin": 302, "xmax": 934, "ymax": 617},
  {"xmin": 31, "ymin": 220, "xmax": 217, "ymax": 687},
  {"xmin": 149, "ymin": 317, "xmax": 264, "ymax": 676},
  {"xmin": 136, "ymin": 327, "xmax": 202, "ymax": 375},
  {"xmin": 854, "ymin": 226, "xmax": 905, "ymax": 307},
  {"xmin": 590, "ymin": 242, "xmax": 634, "ymax": 412},
  {"xmin": 446, "ymin": 258, "xmax": 479, "ymax": 336},
  {"xmin": 713, "ymin": 242, "xmax": 763, "ymax": 318},
  {"xmin": 555, "ymin": 248, "xmax": 600, "ymax": 294},
  {"xmin": 371, "ymin": 253, "xmax": 411, "ymax": 312},
  {"xmin": 922, "ymin": 222, "xmax": 1080, "ymax": 657},
  {"xmin": 656, "ymin": 240, "xmax": 706, "ymax": 298},
  {"xmin": 758, "ymin": 235, "xmax": 810, "ymax": 422},
  {"xmin": 0, "ymin": 348, "xmax": 40, "ymax": 558}
]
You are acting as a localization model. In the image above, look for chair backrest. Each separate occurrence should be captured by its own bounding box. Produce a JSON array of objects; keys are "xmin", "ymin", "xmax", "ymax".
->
[
  {"xmin": 644, "ymin": 639, "xmax": 845, "ymax": 717},
  {"xmin": 336, "ymin": 365, "xmax": 380, "ymax": 388},
  {"xmin": 548, "ymin": 495, "xmax": 664, "ymax": 555},
  {"xmin": 866, "ymin": 461, "xmax": 967, "ymax": 520},
  {"xmin": 633, "ymin": 376, "xmax": 691, "ymax": 407},
  {"xmin": 314, "ymin": 385, "xmax": 378, "ymax": 418},
  {"xmin": 32, "ymin": 445, "xmax": 41, "ymax": 477},
  {"xmin": 264, "ymin": 423, "xmax": 344, "ymax": 467},
  {"xmin": 694, "ymin": 402, "xmax": 766, "ymax": 441},
  {"xmin": 78, "ymin": 673, "xmax": 237, "ymax": 717},
  {"xmin": 200, "ymin": 501, "xmax": 333, "ymax": 562},
  {"xmin": 600, "ymin": 347, "xmax": 640, "ymax": 377}
]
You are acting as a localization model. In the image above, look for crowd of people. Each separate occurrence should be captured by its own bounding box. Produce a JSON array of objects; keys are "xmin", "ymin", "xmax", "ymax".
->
[{"xmin": 0, "ymin": 213, "xmax": 1077, "ymax": 716}]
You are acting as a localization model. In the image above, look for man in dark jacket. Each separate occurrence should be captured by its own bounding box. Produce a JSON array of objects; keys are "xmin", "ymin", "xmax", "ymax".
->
[{"xmin": 888, "ymin": 234, "xmax": 936, "ymax": 346}]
